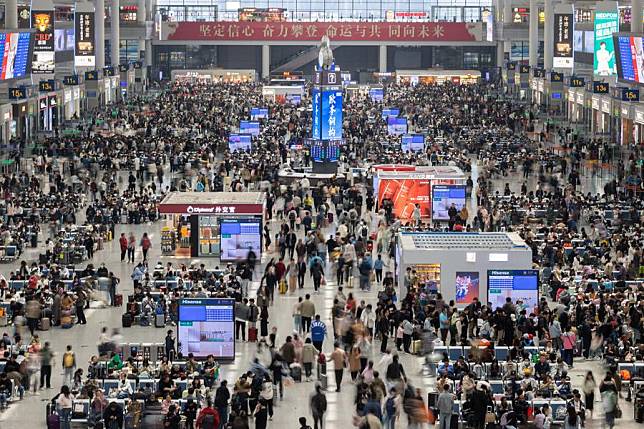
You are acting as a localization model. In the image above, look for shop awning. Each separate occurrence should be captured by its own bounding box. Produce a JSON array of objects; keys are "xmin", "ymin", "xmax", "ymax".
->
[{"xmin": 158, "ymin": 192, "xmax": 265, "ymax": 215}]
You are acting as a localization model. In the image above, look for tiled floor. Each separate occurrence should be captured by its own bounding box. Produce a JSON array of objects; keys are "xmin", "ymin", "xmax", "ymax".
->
[{"xmin": 0, "ymin": 158, "xmax": 636, "ymax": 429}]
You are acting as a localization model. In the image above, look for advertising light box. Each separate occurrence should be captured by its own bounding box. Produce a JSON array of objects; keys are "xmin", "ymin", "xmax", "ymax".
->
[
  {"xmin": 228, "ymin": 134, "xmax": 252, "ymax": 152},
  {"xmin": 431, "ymin": 185, "xmax": 466, "ymax": 220},
  {"xmin": 487, "ymin": 270, "xmax": 539, "ymax": 310},
  {"xmin": 250, "ymin": 107, "xmax": 269, "ymax": 119},
  {"xmin": 401, "ymin": 134, "xmax": 424, "ymax": 152},
  {"xmin": 378, "ymin": 178, "xmax": 430, "ymax": 219},
  {"xmin": 387, "ymin": 117, "xmax": 407, "ymax": 135},
  {"xmin": 177, "ymin": 298, "xmax": 235, "ymax": 360},
  {"xmin": 369, "ymin": 87, "xmax": 384, "ymax": 101},
  {"xmin": 239, "ymin": 120, "xmax": 260, "ymax": 136},
  {"xmin": 320, "ymin": 88, "xmax": 343, "ymax": 140},
  {"xmin": 219, "ymin": 218, "xmax": 261, "ymax": 262}
]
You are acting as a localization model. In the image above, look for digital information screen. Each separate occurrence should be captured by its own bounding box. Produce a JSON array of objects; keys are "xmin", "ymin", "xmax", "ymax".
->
[
  {"xmin": 320, "ymin": 88, "xmax": 343, "ymax": 140},
  {"xmin": 286, "ymin": 94, "xmax": 301, "ymax": 105},
  {"xmin": 0, "ymin": 32, "xmax": 32, "ymax": 80},
  {"xmin": 487, "ymin": 270, "xmax": 539, "ymax": 310},
  {"xmin": 387, "ymin": 117, "xmax": 407, "ymax": 135},
  {"xmin": 250, "ymin": 107, "xmax": 269, "ymax": 119},
  {"xmin": 177, "ymin": 298, "xmax": 235, "ymax": 360},
  {"xmin": 311, "ymin": 140, "xmax": 341, "ymax": 162},
  {"xmin": 615, "ymin": 35, "xmax": 644, "ymax": 83},
  {"xmin": 228, "ymin": 134, "xmax": 252, "ymax": 152},
  {"xmin": 401, "ymin": 134, "xmax": 424, "ymax": 152},
  {"xmin": 369, "ymin": 88, "xmax": 384, "ymax": 101},
  {"xmin": 219, "ymin": 218, "xmax": 261, "ymax": 261},
  {"xmin": 239, "ymin": 120, "xmax": 260, "ymax": 136},
  {"xmin": 382, "ymin": 107, "xmax": 400, "ymax": 118},
  {"xmin": 431, "ymin": 185, "xmax": 466, "ymax": 220}
]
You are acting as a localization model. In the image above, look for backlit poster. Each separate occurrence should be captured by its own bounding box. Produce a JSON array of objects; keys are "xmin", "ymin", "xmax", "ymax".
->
[
  {"xmin": 594, "ymin": 8, "xmax": 619, "ymax": 76},
  {"xmin": 431, "ymin": 185, "xmax": 466, "ymax": 220},
  {"xmin": 378, "ymin": 178, "xmax": 430, "ymax": 219},
  {"xmin": 553, "ymin": 13, "xmax": 573, "ymax": 68},
  {"xmin": 177, "ymin": 298, "xmax": 235, "ymax": 360},
  {"xmin": 31, "ymin": 9, "xmax": 54, "ymax": 74},
  {"xmin": 615, "ymin": 35, "xmax": 644, "ymax": 84},
  {"xmin": 17, "ymin": 6, "xmax": 31, "ymax": 28},
  {"xmin": 488, "ymin": 270, "xmax": 539, "ymax": 310},
  {"xmin": 74, "ymin": 11, "xmax": 95, "ymax": 66},
  {"xmin": 219, "ymin": 218, "xmax": 261, "ymax": 261},
  {"xmin": 320, "ymin": 88, "xmax": 343, "ymax": 140},
  {"xmin": 455, "ymin": 272, "xmax": 479, "ymax": 304}
]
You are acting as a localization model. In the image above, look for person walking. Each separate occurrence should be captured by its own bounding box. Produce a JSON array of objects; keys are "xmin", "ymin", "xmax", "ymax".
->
[
  {"xmin": 56, "ymin": 385, "xmax": 74, "ymax": 429},
  {"xmin": 310, "ymin": 383, "xmax": 327, "ymax": 429},
  {"xmin": 119, "ymin": 233, "xmax": 128, "ymax": 262},
  {"xmin": 40, "ymin": 341, "xmax": 53, "ymax": 390},
  {"xmin": 62, "ymin": 345, "xmax": 76, "ymax": 387},
  {"xmin": 127, "ymin": 232, "xmax": 136, "ymax": 263},
  {"xmin": 108, "ymin": 272, "xmax": 119, "ymax": 306},
  {"xmin": 310, "ymin": 315, "xmax": 327, "ymax": 352},
  {"xmin": 140, "ymin": 232, "xmax": 152, "ymax": 261},
  {"xmin": 436, "ymin": 384, "xmax": 455, "ymax": 429},
  {"xmin": 600, "ymin": 374, "xmax": 618, "ymax": 429},
  {"xmin": 582, "ymin": 371, "xmax": 597, "ymax": 419},
  {"xmin": 300, "ymin": 294, "xmax": 316, "ymax": 333},
  {"xmin": 329, "ymin": 342, "xmax": 346, "ymax": 392}
]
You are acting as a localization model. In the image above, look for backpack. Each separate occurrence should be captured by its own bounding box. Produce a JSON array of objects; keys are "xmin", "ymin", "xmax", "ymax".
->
[
  {"xmin": 385, "ymin": 397, "xmax": 396, "ymax": 417},
  {"xmin": 63, "ymin": 352, "xmax": 75, "ymax": 368},
  {"xmin": 201, "ymin": 414, "xmax": 217, "ymax": 429}
]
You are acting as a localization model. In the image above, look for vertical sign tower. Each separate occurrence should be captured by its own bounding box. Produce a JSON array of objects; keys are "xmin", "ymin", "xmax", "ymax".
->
[{"xmin": 311, "ymin": 36, "xmax": 343, "ymax": 174}]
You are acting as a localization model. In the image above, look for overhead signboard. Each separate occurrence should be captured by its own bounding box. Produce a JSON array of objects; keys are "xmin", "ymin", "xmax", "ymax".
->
[
  {"xmin": 614, "ymin": 34, "xmax": 644, "ymax": 84},
  {"xmin": 74, "ymin": 11, "xmax": 96, "ymax": 66},
  {"xmin": 31, "ymin": 9, "xmax": 55, "ymax": 74},
  {"xmin": 553, "ymin": 12, "xmax": 574, "ymax": 68},
  {"xmin": 593, "ymin": 81, "xmax": 609, "ymax": 93},
  {"xmin": 593, "ymin": 4, "xmax": 619, "ymax": 76}
]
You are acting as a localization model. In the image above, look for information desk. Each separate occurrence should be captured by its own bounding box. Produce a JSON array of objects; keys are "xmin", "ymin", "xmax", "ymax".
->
[{"xmin": 158, "ymin": 192, "xmax": 265, "ymax": 259}]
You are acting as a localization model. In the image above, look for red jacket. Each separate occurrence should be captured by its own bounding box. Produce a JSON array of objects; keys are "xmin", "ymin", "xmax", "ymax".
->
[
  {"xmin": 195, "ymin": 407, "xmax": 220, "ymax": 429},
  {"xmin": 119, "ymin": 236, "xmax": 128, "ymax": 250}
]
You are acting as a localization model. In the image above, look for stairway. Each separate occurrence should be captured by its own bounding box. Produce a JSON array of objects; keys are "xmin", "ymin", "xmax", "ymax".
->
[{"xmin": 272, "ymin": 45, "xmax": 338, "ymax": 74}]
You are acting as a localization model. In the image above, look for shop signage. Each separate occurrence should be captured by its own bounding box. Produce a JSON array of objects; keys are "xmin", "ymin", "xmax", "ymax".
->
[
  {"xmin": 553, "ymin": 12, "xmax": 573, "ymax": 68},
  {"xmin": 569, "ymin": 76, "xmax": 585, "ymax": 87},
  {"xmin": 39, "ymin": 98, "xmax": 48, "ymax": 110},
  {"xmin": 48, "ymin": 95, "xmax": 57, "ymax": 107},
  {"xmin": 158, "ymin": 203, "xmax": 265, "ymax": 215},
  {"xmin": 533, "ymin": 68, "xmax": 545, "ymax": 78},
  {"xmin": 593, "ymin": 81, "xmax": 609, "ymax": 93},
  {"xmin": 31, "ymin": 9, "xmax": 55, "ymax": 74},
  {"xmin": 519, "ymin": 65, "xmax": 530, "ymax": 74},
  {"xmin": 592, "ymin": 97, "xmax": 600, "ymax": 110},
  {"xmin": 39, "ymin": 79, "xmax": 55, "ymax": 92},
  {"xmin": 576, "ymin": 93, "xmax": 584, "ymax": 104},
  {"xmin": 85, "ymin": 70, "xmax": 99, "ymax": 81},
  {"xmin": 621, "ymin": 88, "xmax": 639, "ymax": 102},
  {"xmin": 601, "ymin": 99, "xmax": 611, "ymax": 113},
  {"xmin": 8, "ymin": 87, "xmax": 26, "ymax": 100},
  {"xmin": 163, "ymin": 21, "xmax": 482, "ymax": 42},
  {"xmin": 74, "ymin": 11, "xmax": 96, "ymax": 67},
  {"xmin": 635, "ymin": 109, "xmax": 644, "ymax": 125}
]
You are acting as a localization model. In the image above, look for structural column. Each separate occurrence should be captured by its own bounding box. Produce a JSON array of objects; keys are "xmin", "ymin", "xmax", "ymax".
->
[
  {"xmin": 528, "ymin": 0, "xmax": 538, "ymax": 67},
  {"xmin": 5, "ymin": 0, "xmax": 17, "ymax": 29},
  {"xmin": 96, "ymin": 0, "xmax": 106, "ymax": 68},
  {"xmin": 111, "ymin": 0, "xmax": 121, "ymax": 66},
  {"xmin": 632, "ymin": 0, "xmax": 643, "ymax": 33},
  {"xmin": 543, "ymin": 0, "xmax": 554, "ymax": 70},
  {"xmin": 502, "ymin": 0, "xmax": 512, "ymax": 60},
  {"xmin": 261, "ymin": 45, "xmax": 270, "ymax": 79},
  {"xmin": 379, "ymin": 45, "xmax": 387, "ymax": 73},
  {"xmin": 137, "ymin": 0, "xmax": 146, "ymax": 25}
]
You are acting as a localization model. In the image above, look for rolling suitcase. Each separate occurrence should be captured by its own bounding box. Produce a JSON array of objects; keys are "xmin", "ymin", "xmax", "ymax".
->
[
  {"xmin": 139, "ymin": 316, "xmax": 150, "ymax": 327},
  {"xmin": 279, "ymin": 280, "xmax": 287, "ymax": 294},
  {"xmin": 248, "ymin": 327, "xmax": 258, "ymax": 342},
  {"xmin": 155, "ymin": 313, "xmax": 165, "ymax": 328},
  {"xmin": 319, "ymin": 372, "xmax": 328, "ymax": 390},
  {"xmin": 450, "ymin": 414, "xmax": 459, "ymax": 429},
  {"xmin": 40, "ymin": 317, "xmax": 51, "ymax": 331},
  {"xmin": 290, "ymin": 364, "xmax": 302, "ymax": 382},
  {"xmin": 122, "ymin": 313, "xmax": 133, "ymax": 328},
  {"xmin": 115, "ymin": 294, "xmax": 123, "ymax": 306},
  {"xmin": 46, "ymin": 403, "xmax": 60, "ymax": 429}
]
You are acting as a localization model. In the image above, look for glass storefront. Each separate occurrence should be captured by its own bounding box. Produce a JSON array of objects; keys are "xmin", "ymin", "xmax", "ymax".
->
[{"xmin": 198, "ymin": 215, "xmax": 220, "ymax": 257}]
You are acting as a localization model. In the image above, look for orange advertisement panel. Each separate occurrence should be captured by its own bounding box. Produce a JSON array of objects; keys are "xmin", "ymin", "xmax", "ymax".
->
[{"xmin": 378, "ymin": 178, "xmax": 431, "ymax": 219}]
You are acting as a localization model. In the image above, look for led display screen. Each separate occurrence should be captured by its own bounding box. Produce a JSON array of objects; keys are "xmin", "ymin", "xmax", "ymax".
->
[
  {"xmin": 401, "ymin": 134, "xmax": 424, "ymax": 152},
  {"xmin": 431, "ymin": 185, "xmax": 466, "ymax": 220},
  {"xmin": 250, "ymin": 107, "xmax": 268, "ymax": 119},
  {"xmin": 615, "ymin": 35, "xmax": 644, "ymax": 83},
  {"xmin": 369, "ymin": 87, "xmax": 384, "ymax": 101},
  {"xmin": 239, "ymin": 120, "xmax": 260, "ymax": 136},
  {"xmin": 219, "ymin": 218, "xmax": 261, "ymax": 262},
  {"xmin": 0, "ymin": 32, "xmax": 32, "ymax": 80},
  {"xmin": 177, "ymin": 298, "xmax": 235, "ymax": 360},
  {"xmin": 228, "ymin": 134, "xmax": 252, "ymax": 152},
  {"xmin": 387, "ymin": 117, "xmax": 407, "ymax": 135},
  {"xmin": 487, "ymin": 270, "xmax": 539, "ymax": 310}
]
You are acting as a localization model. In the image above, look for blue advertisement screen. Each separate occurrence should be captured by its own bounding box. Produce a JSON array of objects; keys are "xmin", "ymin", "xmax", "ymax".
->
[
  {"xmin": 312, "ymin": 87, "xmax": 321, "ymax": 139},
  {"xmin": 250, "ymin": 107, "xmax": 268, "ymax": 119},
  {"xmin": 387, "ymin": 117, "xmax": 407, "ymax": 135},
  {"xmin": 228, "ymin": 133, "xmax": 252, "ymax": 152},
  {"xmin": 219, "ymin": 219, "xmax": 261, "ymax": 262},
  {"xmin": 431, "ymin": 185, "xmax": 466, "ymax": 220},
  {"xmin": 369, "ymin": 88, "xmax": 384, "ymax": 101},
  {"xmin": 286, "ymin": 94, "xmax": 301, "ymax": 105},
  {"xmin": 0, "ymin": 32, "xmax": 33, "ymax": 80},
  {"xmin": 239, "ymin": 120, "xmax": 260, "ymax": 136},
  {"xmin": 401, "ymin": 134, "xmax": 424, "ymax": 152},
  {"xmin": 615, "ymin": 35, "xmax": 638, "ymax": 82},
  {"xmin": 382, "ymin": 108, "xmax": 400, "ymax": 118},
  {"xmin": 311, "ymin": 140, "xmax": 340, "ymax": 162},
  {"xmin": 487, "ymin": 270, "xmax": 539, "ymax": 310},
  {"xmin": 178, "ymin": 298, "xmax": 235, "ymax": 360},
  {"xmin": 321, "ymin": 89, "xmax": 343, "ymax": 140}
]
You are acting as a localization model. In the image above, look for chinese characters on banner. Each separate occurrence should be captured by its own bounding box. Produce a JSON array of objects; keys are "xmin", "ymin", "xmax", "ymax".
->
[
  {"xmin": 75, "ymin": 12, "xmax": 96, "ymax": 67},
  {"xmin": 31, "ymin": 9, "xmax": 55, "ymax": 74},
  {"xmin": 164, "ymin": 21, "xmax": 482, "ymax": 42},
  {"xmin": 553, "ymin": 13, "xmax": 573, "ymax": 68}
]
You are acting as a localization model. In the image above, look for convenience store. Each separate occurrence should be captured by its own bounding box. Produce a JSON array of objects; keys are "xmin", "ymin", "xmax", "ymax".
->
[{"xmin": 157, "ymin": 192, "xmax": 266, "ymax": 259}]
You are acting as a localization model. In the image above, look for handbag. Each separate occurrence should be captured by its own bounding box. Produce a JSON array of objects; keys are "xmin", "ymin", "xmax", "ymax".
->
[
  {"xmin": 320, "ymin": 275, "xmax": 326, "ymax": 286},
  {"xmin": 614, "ymin": 406, "xmax": 622, "ymax": 419},
  {"xmin": 485, "ymin": 411, "xmax": 497, "ymax": 423}
]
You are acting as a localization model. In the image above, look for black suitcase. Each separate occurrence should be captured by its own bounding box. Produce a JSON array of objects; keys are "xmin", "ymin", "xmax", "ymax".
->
[
  {"xmin": 450, "ymin": 414, "xmax": 459, "ymax": 429},
  {"xmin": 122, "ymin": 313, "xmax": 133, "ymax": 328}
]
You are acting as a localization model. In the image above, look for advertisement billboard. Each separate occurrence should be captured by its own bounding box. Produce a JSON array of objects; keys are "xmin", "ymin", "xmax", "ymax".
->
[
  {"xmin": 75, "ymin": 11, "xmax": 96, "ymax": 67},
  {"xmin": 250, "ymin": 107, "xmax": 268, "ymax": 119},
  {"xmin": 431, "ymin": 185, "xmax": 466, "ymax": 220},
  {"xmin": 455, "ymin": 272, "xmax": 479, "ymax": 304},
  {"xmin": 177, "ymin": 298, "xmax": 235, "ymax": 360},
  {"xmin": 614, "ymin": 34, "xmax": 644, "ymax": 84},
  {"xmin": 228, "ymin": 134, "xmax": 252, "ymax": 152},
  {"xmin": 378, "ymin": 178, "xmax": 430, "ymax": 219},
  {"xmin": 0, "ymin": 32, "xmax": 33, "ymax": 80},
  {"xmin": 311, "ymin": 87, "xmax": 321, "ymax": 139},
  {"xmin": 387, "ymin": 117, "xmax": 407, "ymax": 135},
  {"xmin": 31, "ymin": 9, "xmax": 55, "ymax": 74},
  {"xmin": 239, "ymin": 120, "xmax": 260, "ymax": 136},
  {"xmin": 219, "ymin": 218, "xmax": 261, "ymax": 262},
  {"xmin": 320, "ymin": 88, "xmax": 343, "ymax": 140},
  {"xmin": 593, "ymin": 9, "xmax": 619, "ymax": 75},
  {"xmin": 487, "ymin": 270, "xmax": 539, "ymax": 310},
  {"xmin": 553, "ymin": 13, "xmax": 573, "ymax": 68},
  {"xmin": 401, "ymin": 134, "xmax": 424, "ymax": 152}
]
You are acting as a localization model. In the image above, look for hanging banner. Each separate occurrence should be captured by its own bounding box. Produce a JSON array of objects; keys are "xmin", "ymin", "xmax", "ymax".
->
[
  {"xmin": 553, "ymin": 12, "xmax": 573, "ymax": 68},
  {"xmin": 593, "ymin": 3, "xmax": 619, "ymax": 76},
  {"xmin": 31, "ymin": 9, "xmax": 55, "ymax": 74},
  {"xmin": 74, "ymin": 11, "xmax": 96, "ymax": 66},
  {"xmin": 17, "ymin": 6, "xmax": 31, "ymax": 28}
]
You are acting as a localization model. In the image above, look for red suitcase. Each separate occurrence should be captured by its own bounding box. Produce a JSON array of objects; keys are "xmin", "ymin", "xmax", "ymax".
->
[
  {"xmin": 248, "ymin": 327, "xmax": 258, "ymax": 342},
  {"xmin": 115, "ymin": 294, "xmax": 123, "ymax": 306}
]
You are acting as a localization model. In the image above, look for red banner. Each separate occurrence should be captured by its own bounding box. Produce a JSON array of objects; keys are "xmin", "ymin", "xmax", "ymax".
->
[{"xmin": 163, "ymin": 21, "xmax": 481, "ymax": 42}]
